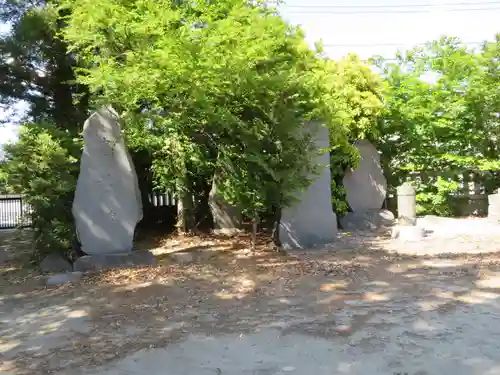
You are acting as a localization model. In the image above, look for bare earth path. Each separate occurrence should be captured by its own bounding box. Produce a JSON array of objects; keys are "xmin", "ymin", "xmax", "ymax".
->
[{"xmin": 3, "ymin": 220, "xmax": 500, "ymax": 375}]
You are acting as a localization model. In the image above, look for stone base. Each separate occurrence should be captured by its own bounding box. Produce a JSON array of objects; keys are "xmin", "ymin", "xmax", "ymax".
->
[
  {"xmin": 391, "ymin": 226, "xmax": 426, "ymax": 242},
  {"xmin": 39, "ymin": 253, "xmax": 73, "ymax": 273},
  {"xmin": 73, "ymin": 251, "xmax": 156, "ymax": 272},
  {"xmin": 339, "ymin": 209, "xmax": 395, "ymax": 231},
  {"xmin": 279, "ymin": 215, "xmax": 338, "ymax": 250},
  {"xmin": 46, "ymin": 272, "xmax": 83, "ymax": 286}
]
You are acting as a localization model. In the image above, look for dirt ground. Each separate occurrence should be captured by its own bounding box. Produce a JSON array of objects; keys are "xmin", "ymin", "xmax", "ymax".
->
[{"xmin": 3, "ymin": 224, "xmax": 500, "ymax": 374}]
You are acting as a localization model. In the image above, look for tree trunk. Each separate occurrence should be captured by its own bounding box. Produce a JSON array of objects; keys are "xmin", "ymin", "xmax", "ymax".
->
[
  {"xmin": 176, "ymin": 181, "xmax": 194, "ymax": 234},
  {"xmin": 272, "ymin": 204, "xmax": 282, "ymax": 248}
]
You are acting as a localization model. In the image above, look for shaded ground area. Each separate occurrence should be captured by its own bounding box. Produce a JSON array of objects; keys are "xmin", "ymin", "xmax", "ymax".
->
[{"xmin": 3, "ymin": 223, "xmax": 500, "ymax": 374}]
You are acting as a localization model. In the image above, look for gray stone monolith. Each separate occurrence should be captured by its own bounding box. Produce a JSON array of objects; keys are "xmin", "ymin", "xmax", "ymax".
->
[
  {"xmin": 72, "ymin": 107, "xmax": 143, "ymax": 255},
  {"xmin": 488, "ymin": 192, "xmax": 500, "ymax": 224},
  {"xmin": 209, "ymin": 177, "xmax": 242, "ymax": 235},
  {"xmin": 343, "ymin": 140, "xmax": 387, "ymax": 212},
  {"xmin": 279, "ymin": 123, "xmax": 337, "ymax": 250}
]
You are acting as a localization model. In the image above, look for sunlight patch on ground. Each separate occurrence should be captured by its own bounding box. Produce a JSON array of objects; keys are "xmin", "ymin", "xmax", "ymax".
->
[
  {"xmin": 431, "ymin": 288, "xmax": 455, "ymax": 300},
  {"xmin": 114, "ymin": 281, "xmax": 155, "ymax": 292},
  {"xmin": 413, "ymin": 318, "xmax": 439, "ymax": 332},
  {"xmin": 215, "ymin": 276, "xmax": 256, "ymax": 300},
  {"xmin": 455, "ymin": 290, "xmax": 500, "ymax": 304},
  {"xmin": 476, "ymin": 273, "xmax": 500, "ymax": 289},
  {"xmin": 0, "ymin": 339, "xmax": 21, "ymax": 353},
  {"xmin": 421, "ymin": 259, "xmax": 467, "ymax": 268},
  {"xmin": 363, "ymin": 292, "xmax": 390, "ymax": 302},
  {"xmin": 68, "ymin": 309, "xmax": 88, "ymax": 318},
  {"xmin": 317, "ymin": 294, "xmax": 346, "ymax": 305},
  {"xmin": 318, "ymin": 281, "xmax": 349, "ymax": 292},
  {"xmin": 418, "ymin": 299, "xmax": 452, "ymax": 311}
]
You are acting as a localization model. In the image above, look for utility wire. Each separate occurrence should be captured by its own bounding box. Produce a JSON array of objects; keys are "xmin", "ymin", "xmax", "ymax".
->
[
  {"xmin": 283, "ymin": 6, "xmax": 500, "ymax": 14},
  {"xmin": 321, "ymin": 41, "xmax": 485, "ymax": 48},
  {"xmin": 283, "ymin": 1, "xmax": 500, "ymax": 9}
]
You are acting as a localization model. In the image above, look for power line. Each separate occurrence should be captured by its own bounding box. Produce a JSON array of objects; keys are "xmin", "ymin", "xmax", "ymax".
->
[
  {"xmin": 283, "ymin": 1, "xmax": 500, "ymax": 9},
  {"xmin": 283, "ymin": 6, "xmax": 500, "ymax": 14},
  {"xmin": 281, "ymin": 2, "xmax": 500, "ymax": 14},
  {"xmin": 321, "ymin": 41, "xmax": 485, "ymax": 48}
]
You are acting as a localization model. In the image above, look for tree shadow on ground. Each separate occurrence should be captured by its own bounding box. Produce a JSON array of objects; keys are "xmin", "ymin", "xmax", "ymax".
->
[{"xmin": 3, "ymin": 229, "xmax": 500, "ymax": 374}]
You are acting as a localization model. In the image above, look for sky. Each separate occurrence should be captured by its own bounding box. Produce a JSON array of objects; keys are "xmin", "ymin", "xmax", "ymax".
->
[
  {"xmin": 0, "ymin": 0, "xmax": 499, "ymax": 146},
  {"xmin": 278, "ymin": 0, "xmax": 500, "ymax": 59}
]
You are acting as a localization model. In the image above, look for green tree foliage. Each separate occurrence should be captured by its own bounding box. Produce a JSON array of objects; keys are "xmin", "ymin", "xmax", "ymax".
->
[
  {"xmin": 3, "ymin": 123, "xmax": 80, "ymax": 259},
  {"xmin": 0, "ymin": 0, "xmax": 88, "ymax": 256},
  {"xmin": 375, "ymin": 36, "xmax": 500, "ymax": 215},
  {"xmin": 0, "ymin": 0, "xmax": 88, "ymax": 129},
  {"xmin": 319, "ymin": 54, "xmax": 385, "ymax": 215},
  {"xmin": 60, "ymin": 0, "xmax": 348, "ymax": 225}
]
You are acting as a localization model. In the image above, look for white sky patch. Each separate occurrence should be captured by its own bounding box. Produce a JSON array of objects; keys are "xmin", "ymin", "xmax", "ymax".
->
[
  {"xmin": 279, "ymin": 0, "xmax": 500, "ymax": 60},
  {"xmin": 0, "ymin": 101, "xmax": 27, "ymax": 145},
  {"xmin": 420, "ymin": 71, "xmax": 441, "ymax": 84}
]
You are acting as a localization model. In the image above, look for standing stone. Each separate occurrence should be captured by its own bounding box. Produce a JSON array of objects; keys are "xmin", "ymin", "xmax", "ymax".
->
[
  {"xmin": 488, "ymin": 192, "xmax": 500, "ymax": 224},
  {"xmin": 209, "ymin": 177, "xmax": 241, "ymax": 235},
  {"xmin": 343, "ymin": 140, "xmax": 387, "ymax": 212},
  {"xmin": 279, "ymin": 123, "xmax": 337, "ymax": 250},
  {"xmin": 397, "ymin": 182, "xmax": 417, "ymax": 226},
  {"xmin": 72, "ymin": 107, "xmax": 143, "ymax": 255}
]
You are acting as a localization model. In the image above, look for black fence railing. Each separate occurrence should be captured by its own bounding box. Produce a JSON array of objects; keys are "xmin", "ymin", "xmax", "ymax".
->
[
  {"xmin": 0, "ymin": 195, "xmax": 32, "ymax": 229},
  {"xmin": 148, "ymin": 190, "xmax": 177, "ymax": 207},
  {"xmin": 0, "ymin": 190, "xmax": 176, "ymax": 230}
]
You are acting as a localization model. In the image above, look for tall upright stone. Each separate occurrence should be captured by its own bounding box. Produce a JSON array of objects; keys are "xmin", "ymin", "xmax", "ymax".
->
[
  {"xmin": 72, "ymin": 107, "xmax": 143, "ymax": 255},
  {"xmin": 343, "ymin": 140, "xmax": 387, "ymax": 212},
  {"xmin": 278, "ymin": 123, "xmax": 337, "ymax": 250},
  {"xmin": 488, "ymin": 192, "xmax": 500, "ymax": 224},
  {"xmin": 209, "ymin": 177, "xmax": 242, "ymax": 235}
]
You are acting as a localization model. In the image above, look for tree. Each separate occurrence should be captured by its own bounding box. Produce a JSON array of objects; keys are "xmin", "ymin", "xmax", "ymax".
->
[
  {"xmin": 60, "ymin": 0, "xmax": 346, "ymax": 230},
  {"xmin": 375, "ymin": 35, "xmax": 500, "ymax": 215},
  {"xmin": 0, "ymin": 0, "xmax": 89, "ymax": 130},
  {"xmin": 0, "ymin": 0, "xmax": 89, "ymax": 257},
  {"xmin": 318, "ymin": 54, "xmax": 385, "ymax": 215},
  {"xmin": 3, "ymin": 123, "xmax": 80, "ymax": 258}
]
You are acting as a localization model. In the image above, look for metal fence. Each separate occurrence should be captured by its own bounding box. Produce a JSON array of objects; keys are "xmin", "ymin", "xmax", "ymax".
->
[
  {"xmin": 148, "ymin": 190, "xmax": 177, "ymax": 207},
  {"xmin": 0, "ymin": 190, "xmax": 175, "ymax": 231},
  {"xmin": 386, "ymin": 170, "xmax": 498, "ymax": 217},
  {"xmin": 0, "ymin": 195, "xmax": 32, "ymax": 229}
]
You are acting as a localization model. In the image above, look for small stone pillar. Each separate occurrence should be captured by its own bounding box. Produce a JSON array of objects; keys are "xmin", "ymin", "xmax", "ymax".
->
[
  {"xmin": 488, "ymin": 192, "xmax": 500, "ymax": 224},
  {"xmin": 397, "ymin": 182, "xmax": 417, "ymax": 226},
  {"xmin": 392, "ymin": 182, "xmax": 424, "ymax": 241}
]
